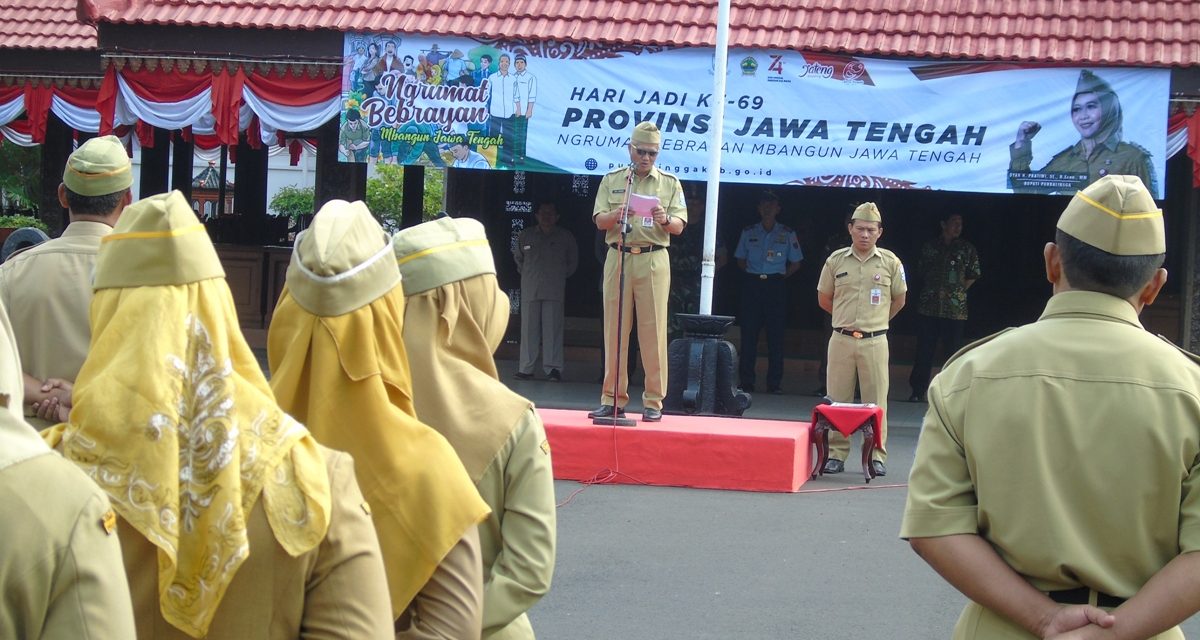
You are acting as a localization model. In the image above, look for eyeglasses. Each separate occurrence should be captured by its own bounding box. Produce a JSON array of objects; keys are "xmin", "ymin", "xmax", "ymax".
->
[{"xmin": 632, "ymin": 147, "xmax": 659, "ymax": 158}]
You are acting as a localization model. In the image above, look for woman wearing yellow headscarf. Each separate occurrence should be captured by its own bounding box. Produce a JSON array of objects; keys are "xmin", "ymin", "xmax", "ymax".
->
[
  {"xmin": 268, "ymin": 200, "xmax": 490, "ymax": 638},
  {"xmin": 394, "ymin": 217, "xmax": 557, "ymax": 640},
  {"xmin": 42, "ymin": 190, "xmax": 393, "ymax": 639}
]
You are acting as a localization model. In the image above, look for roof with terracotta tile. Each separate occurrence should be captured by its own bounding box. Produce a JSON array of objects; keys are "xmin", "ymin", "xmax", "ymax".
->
[
  {"xmin": 80, "ymin": 0, "xmax": 1200, "ymax": 67},
  {"xmin": 0, "ymin": 0, "xmax": 97, "ymax": 50}
]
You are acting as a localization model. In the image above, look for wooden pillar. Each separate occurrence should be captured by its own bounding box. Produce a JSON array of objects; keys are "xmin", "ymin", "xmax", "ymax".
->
[
  {"xmin": 170, "ymin": 131, "xmax": 194, "ymax": 201},
  {"xmin": 314, "ymin": 118, "xmax": 366, "ymax": 208},
  {"xmin": 38, "ymin": 113, "xmax": 73, "ymax": 234},
  {"xmin": 139, "ymin": 126, "xmax": 171, "ymax": 199},
  {"xmin": 234, "ymin": 132, "xmax": 270, "ymax": 244},
  {"xmin": 401, "ymin": 165, "xmax": 425, "ymax": 228}
]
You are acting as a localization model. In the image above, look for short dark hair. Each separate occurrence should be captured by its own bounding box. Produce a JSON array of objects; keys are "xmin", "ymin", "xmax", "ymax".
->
[
  {"xmin": 481, "ymin": 54, "xmax": 493, "ymax": 63},
  {"xmin": 537, "ymin": 201, "xmax": 558, "ymax": 214},
  {"xmin": 1056, "ymin": 229, "xmax": 1164, "ymax": 299},
  {"xmin": 758, "ymin": 190, "xmax": 779, "ymax": 204},
  {"xmin": 64, "ymin": 186, "xmax": 127, "ymax": 216}
]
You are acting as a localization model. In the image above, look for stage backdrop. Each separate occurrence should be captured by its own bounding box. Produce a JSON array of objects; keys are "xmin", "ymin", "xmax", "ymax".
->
[{"xmin": 340, "ymin": 34, "xmax": 1170, "ymax": 198}]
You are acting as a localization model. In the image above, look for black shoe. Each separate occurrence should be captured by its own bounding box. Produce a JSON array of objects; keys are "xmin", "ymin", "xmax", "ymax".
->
[
  {"xmin": 642, "ymin": 408, "xmax": 662, "ymax": 421},
  {"xmin": 822, "ymin": 458, "xmax": 844, "ymax": 474},
  {"xmin": 767, "ymin": 386, "xmax": 783, "ymax": 395},
  {"xmin": 870, "ymin": 460, "xmax": 887, "ymax": 477},
  {"xmin": 588, "ymin": 405, "xmax": 626, "ymax": 419},
  {"xmin": 742, "ymin": 383, "xmax": 755, "ymax": 393},
  {"xmin": 513, "ymin": 371, "xmax": 533, "ymax": 380},
  {"xmin": 812, "ymin": 387, "xmax": 826, "ymax": 397},
  {"xmin": 908, "ymin": 393, "xmax": 925, "ymax": 403},
  {"xmin": 547, "ymin": 369, "xmax": 561, "ymax": 382}
]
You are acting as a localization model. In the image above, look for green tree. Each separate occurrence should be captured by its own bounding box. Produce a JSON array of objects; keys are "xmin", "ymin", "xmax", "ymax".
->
[
  {"xmin": 0, "ymin": 144, "xmax": 41, "ymax": 212},
  {"xmin": 366, "ymin": 164, "xmax": 446, "ymax": 231},
  {"xmin": 268, "ymin": 184, "xmax": 315, "ymax": 220}
]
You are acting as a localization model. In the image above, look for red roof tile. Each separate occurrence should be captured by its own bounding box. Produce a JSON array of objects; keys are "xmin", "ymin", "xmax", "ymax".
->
[
  {"xmin": 0, "ymin": 0, "xmax": 97, "ymax": 50},
  {"xmin": 81, "ymin": 0, "xmax": 1200, "ymax": 67}
]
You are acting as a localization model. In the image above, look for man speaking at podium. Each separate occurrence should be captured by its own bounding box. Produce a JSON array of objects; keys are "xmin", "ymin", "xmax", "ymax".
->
[{"xmin": 588, "ymin": 121, "xmax": 687, "ymax": 422}]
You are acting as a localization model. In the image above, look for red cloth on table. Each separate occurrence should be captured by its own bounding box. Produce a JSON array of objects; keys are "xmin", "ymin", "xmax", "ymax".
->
[{"xmin": 811, "ymin": 404, "xmax": 883, "ymax": 445}]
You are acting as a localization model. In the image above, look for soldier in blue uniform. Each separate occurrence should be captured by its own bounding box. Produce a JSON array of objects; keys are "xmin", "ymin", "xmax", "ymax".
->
[{"xmin": 734, "ymin": 190, "xmax": 803, "ymax": 393}]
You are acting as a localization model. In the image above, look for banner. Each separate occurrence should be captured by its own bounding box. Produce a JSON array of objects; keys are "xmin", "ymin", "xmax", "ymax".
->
[{"xmin": 340, "ymin": 34, "xmax": 1170, "ymax": 198}]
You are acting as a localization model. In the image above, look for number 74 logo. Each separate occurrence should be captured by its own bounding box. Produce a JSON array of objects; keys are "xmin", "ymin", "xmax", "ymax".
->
[{"xmin": 768, "ymin": 55, "xmax": 784, "ymax": 74}]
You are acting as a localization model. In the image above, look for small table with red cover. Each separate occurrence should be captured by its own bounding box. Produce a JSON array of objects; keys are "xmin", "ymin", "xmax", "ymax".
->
[{"xmin": 810, "ymin": 402, "xmax": 885, "ymax": 483}]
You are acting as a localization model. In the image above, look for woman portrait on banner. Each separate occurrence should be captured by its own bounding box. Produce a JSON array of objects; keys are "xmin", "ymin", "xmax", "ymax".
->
[
  {"xmin": 1009, "ymin": 69, "xmax": 1156, "ymax": 194},
  {"xmin": 360, "ymin": 41, "xmax": 382, "ymax": 98}
]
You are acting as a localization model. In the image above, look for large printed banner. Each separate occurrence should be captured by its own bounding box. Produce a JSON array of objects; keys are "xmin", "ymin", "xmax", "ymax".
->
[{"xmin": 340, "ymin": 34, "xmax": 1170, "ymax": 197}]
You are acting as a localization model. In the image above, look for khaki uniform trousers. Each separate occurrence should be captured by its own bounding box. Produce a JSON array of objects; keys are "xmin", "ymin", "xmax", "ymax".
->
[
  {"xmin": 954, "ymin": 601, "xmax": 1182, "ymax": 639},
  {"xmin": 519, "ymin": 299, "xmax": 565, "ymax": 375},
  {"xmin": 600, "ymin": 247, "xmax": 669, "ymax": 410},
  {"xmin": 825, "ymin": 331, "xmax": 889, "ymax": 462}
]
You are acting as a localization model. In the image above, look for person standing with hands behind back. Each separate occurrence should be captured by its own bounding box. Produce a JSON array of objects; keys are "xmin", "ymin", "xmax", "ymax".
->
[
  {"xmin": 513, "ymin": 201, "xmax": 578, "ymax": 382},
  {"xmin": 588, "ymin": 121, "xmax": 687, "ymax": 422}
]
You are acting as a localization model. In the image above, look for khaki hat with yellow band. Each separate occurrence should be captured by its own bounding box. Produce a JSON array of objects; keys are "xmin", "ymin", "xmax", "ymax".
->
[
  {"xmin": 93, "ymin": 190, "xmax": 224, "ymax": 290},
  {"xmin": 1057, "ymin": 175, "xmax": 1164, "ymax": 256},
  {"xmin": 631, "ymin": 121, "xmax": 661, "ymax": 146},
  {"xmin": 63, "ymin": 135, "xmax": 133, "ymax": 196},
  {"xmin": 287, "ymin": 200, "xmax": 400, "ymax": 317},
  {"xmin": 852, "ymin": 202, "xmax": 882, "ymax": 223},
  {"xmin": 392, "ymin": 216, "xmax": 495, "ymax": 296}
]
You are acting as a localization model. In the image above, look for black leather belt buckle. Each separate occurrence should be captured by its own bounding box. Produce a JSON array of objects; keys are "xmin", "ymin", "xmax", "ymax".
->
[
  {"xmin": 852, "ymin": 330, "xmax": 864, "ymax": 339},
  {"xmin": 1047, "ymin": 587, "xmax": 1125, "ymax": 608},
  {"xmin": 630, "ymin": 246, "xmax": 643, "ymax": 255},
  {"xmin": 758, "ymin": 273, "xmax": 767, "ymax": 280}
]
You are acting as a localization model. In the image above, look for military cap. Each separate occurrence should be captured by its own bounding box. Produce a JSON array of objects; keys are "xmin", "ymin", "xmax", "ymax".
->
[
  {"xmin": 1075, "ymin": 69, "xmax": 1115, "ymax": 97},
  {"xmin": 63, "ymin": 135, "xmax": 132, "ymax": 197},
  {"xmin": 392, "ymin": 216, "xmax": 496, "ymax": 296},
  {"xmin": 93, "ymin": 190, "xmax": 224, "ymax": 290},
  {"xmin": 1057, "ymin": 175, "xmax": 1164, "ymax": 256},
  {"xmin": 631, "ymin": 121, "xmax": 661, "ymax": 146},
  {"xmin": 287, "ymin": 200, "xmax": 400, "ymax": 317},
  {"xmin": 851, "ymin": 202, "xmax": 882, "ymax": 223}
]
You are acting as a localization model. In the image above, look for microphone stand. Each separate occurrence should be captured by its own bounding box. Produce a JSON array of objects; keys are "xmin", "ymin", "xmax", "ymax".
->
[{"xmin": 593, "ymin": 163, "xmax": 638, "ymax": 427}]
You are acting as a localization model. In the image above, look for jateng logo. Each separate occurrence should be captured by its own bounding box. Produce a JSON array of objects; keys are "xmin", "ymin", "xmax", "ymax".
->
[
  {"xmin": 766, "ymin": 55, "xmax": 790, "ymax": 83},
  {"xmin": 797, "ymin": 61, "xmax": 835, "ymax": 80}
]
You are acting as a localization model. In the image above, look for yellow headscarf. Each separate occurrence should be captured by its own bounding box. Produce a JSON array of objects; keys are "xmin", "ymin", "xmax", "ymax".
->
[
  {"xmin": 268, "ymin": 200, "xmax": 489, "ymax": 616},
  {"xmin": 42, "ymin": 191, "xmax": 331, "ymax": 639},
  {"xmin": 393, "ymin": 218, "xmax": 532, "ymax": 481}
]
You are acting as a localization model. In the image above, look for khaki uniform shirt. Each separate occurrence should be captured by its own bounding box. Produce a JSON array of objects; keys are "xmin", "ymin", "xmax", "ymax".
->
[
  {"xmin": 817, "ymin": 246, "xmax": 907, "ymax": 332},
  {"xmin": 902, "ymin": 292, "xmax": 1200, "ymax": 623},
  {"xmin": 478, "ymin": 408, "xmax": 557, "ymax": 640},
  {"xmin": 119, "ymin": 448, "xmax": 394, "ymax": 639},
  {"xmin": 593, "ymin": 166, "xmax": 688, "ymax": 247},
  {"xmin": 0, "ymin": 453, "xmax": 135, "ymax": 640},
  {"xmin": 1009, "ymin": 137, "xmax": 1156, "ymax": 195},
  {"xmin": 0, "ymin": 221, "xmax": 110, "ymax": 383},
  {"xmin": 514, "ymin": 226, "xmax": 578, "ymax": 302}
]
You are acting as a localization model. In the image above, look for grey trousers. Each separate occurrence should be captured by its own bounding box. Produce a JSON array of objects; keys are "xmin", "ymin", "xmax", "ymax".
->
[{"xmin": 519, "ymin": 299, "xmax": 565, "ymax": 375}]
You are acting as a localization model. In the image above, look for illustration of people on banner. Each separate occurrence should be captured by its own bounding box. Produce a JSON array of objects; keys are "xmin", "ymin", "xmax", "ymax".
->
[{"xmin": 340, "ymin": 35, "xmax": 518, "ymax": 169}]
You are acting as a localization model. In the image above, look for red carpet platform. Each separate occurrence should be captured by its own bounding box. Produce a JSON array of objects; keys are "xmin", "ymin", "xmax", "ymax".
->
[{"xmin": 539, "ymin": 408, "xmax": 812, "ymax": 492}]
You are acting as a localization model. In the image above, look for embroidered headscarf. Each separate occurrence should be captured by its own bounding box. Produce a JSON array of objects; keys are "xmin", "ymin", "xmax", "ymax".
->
[
  {"xmin": 393, "ymin": 217, "xmax": 531, "ymax": 481},
  {"xmin": 268, "ymin": 200, "xmax": 489, "ymax": 615},
  {"xmin": 1073, "ymin": 69, "xmax": 1124, "ymax": 145},
  {"xmin": 42, "ymin": 190, "xmax": 331, "ymax": 638}
]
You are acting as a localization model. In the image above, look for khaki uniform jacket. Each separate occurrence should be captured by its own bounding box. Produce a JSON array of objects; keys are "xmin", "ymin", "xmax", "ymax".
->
[
  {"xmin": 0, "ymin": 453, "xmax": 135, "ymax": 640},
  {"xmin": 817, "ymin": 246, "xmax": 907, "ymax": 332},
  {"xmin": 593, "ymin": 166, "xmax": 687, "ymax": 247},
  {"xmin": 1009, "ymin": 137, "xmax": 1156, "ymax": 195},
  {"xmin": 0, "ymin": 221, "xmax": 109, "ymax": 384},
  {"xmin": 902, "ymin": 291, "xmax": 1200, "ymax": 638},
  {"xmin": 119, "ymin": 447, "xmax": 394, "ymax": 640},
  {"xmin": 478, "ymin": 408, "xmax": 557, "ymax": 640},
  {"xmin": 514, "ymin": 226, "xmax": 578, "ymax": 302}
]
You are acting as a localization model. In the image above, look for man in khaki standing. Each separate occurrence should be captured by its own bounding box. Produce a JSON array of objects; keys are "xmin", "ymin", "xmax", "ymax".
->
[
  {"xmin": 514, "ymin": 201, "xmax": 577, "ymax": 382},
  {"xmin": 902, "ymin": 175, "xmax": 1200, "ymax": 639},
  {"xmin": 0, "ymin": 135, "xmax": 131, "ymax": 428},
  {"xmin": 816, "ymin": 202, "xmax": 906, "ymax": 476},
  {"xmin": 588, "ymin": 121, "xmax": 687, "ymax": 422}
]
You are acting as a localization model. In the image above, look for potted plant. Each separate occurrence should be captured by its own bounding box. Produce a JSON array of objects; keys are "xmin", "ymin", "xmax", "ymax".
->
[{"xmin": 0, "ymin": 214, "xmax": 50, "ymax": 246}]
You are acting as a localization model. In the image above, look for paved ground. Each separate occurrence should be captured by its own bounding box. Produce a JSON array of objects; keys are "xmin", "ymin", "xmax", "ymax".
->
[{"xmin": 499, "ymin": 357, "xmax": 1200, "ymax": 639}]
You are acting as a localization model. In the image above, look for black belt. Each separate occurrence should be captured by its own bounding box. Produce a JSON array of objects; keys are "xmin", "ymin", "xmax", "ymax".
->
[
  {"xmin": 609, "ymin": 243, "xmax": 666, "ymax": 254},
  {"xmin": 1047, "ymin": 587, "xmax": 1126, "ymax": 608},
  {"xmin": 748, "ymin": 273, "xmax": 784, "ymax": 280},
  {"xmin": 834, "ymin": 327, "xmax": 887, "ymax": 339}
]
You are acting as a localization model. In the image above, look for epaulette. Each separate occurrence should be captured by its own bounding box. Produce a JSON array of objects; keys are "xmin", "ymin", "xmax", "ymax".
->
[
  {"xmin": 603, "ymin": 167, "xmax": 628, "ymax": 177},
  {"xmin": 1123, "ymin": 140, "xmax": 1154, "ymax": 159},
  {"xmin": 941, "ymin": 327, "xmax": 1018, "ymax": 369},
  {"xmin": 1156, "ymin": 335, "xmax": 1200, "ymax": 369}
]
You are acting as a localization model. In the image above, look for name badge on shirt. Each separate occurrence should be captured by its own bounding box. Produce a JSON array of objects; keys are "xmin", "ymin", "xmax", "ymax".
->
[
  {"xmin": 641, "ymin": 216, "xmax": 654, "ymax": 228},
  {"xmin": 870, "ymin": 288, "xmax": 882, "ymax": 305}
]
